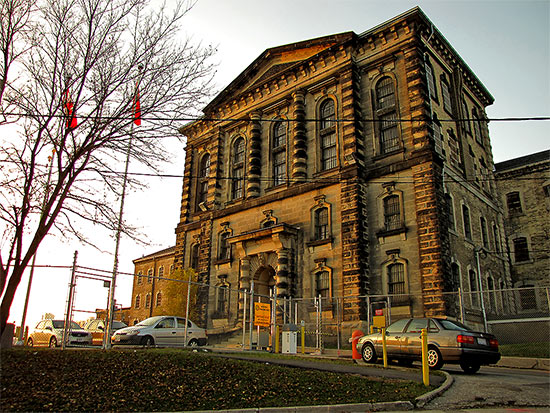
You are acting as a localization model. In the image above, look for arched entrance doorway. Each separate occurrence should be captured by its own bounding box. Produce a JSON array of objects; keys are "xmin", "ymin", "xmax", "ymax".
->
[{"xmin": 254, "ymin": 266, "xmax": 276, "ymax": 297}]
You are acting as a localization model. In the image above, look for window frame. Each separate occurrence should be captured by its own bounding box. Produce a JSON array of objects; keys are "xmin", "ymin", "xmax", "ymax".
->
[
  {"xmin": 318, "ymin": 99, "xmax": 337, "ymax": 171},
  {"xmin": 462, "ymin": 204, "xmax": 472, "ymax": 240},
  {"xmin": 375, "ymin": 76, "xmax": 400, "ymax": 155},
  {"xmin": 231, "ymin": 137, "xmax": 245, "ymax": 200},
  {"xmin": 513, "ymin": 237, "xmax": 530, "ymax": 262}
]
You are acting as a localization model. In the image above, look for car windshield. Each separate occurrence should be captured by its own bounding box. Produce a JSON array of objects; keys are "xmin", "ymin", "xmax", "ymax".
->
[
  {"xmin": 438, "ymin": 319, "xmax": 470, "ymax": 331},
  {"xmin": 52, "ymin": 321, "xmax": 81, "ymax": 329},
  {"xmin": 112, "ymin": 321, "xmax": 127, "ymax": 329},
  {"xmin": 136, "ymin": 316, "xmax": 163, "ymax": 326}
]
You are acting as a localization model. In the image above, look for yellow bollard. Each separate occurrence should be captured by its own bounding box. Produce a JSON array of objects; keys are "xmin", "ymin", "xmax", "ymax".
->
[
  {"xmin": 421, "ymin": 328, "xmax": 429, "ymax": 386},
  {"xmin": 381, "ymin": 327, "xmax": 388, "ymax": 368},
  {"xmin": 301, "ymin": 325, "xmax": 305, "ymax": 354},
  {"xmin": 275, "ymin": 325, "xmax": 280, "ymax": 354}
]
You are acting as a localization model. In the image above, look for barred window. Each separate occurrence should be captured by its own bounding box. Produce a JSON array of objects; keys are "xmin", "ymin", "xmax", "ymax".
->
[
  {"xmin": 319, "ymin": 100, "xmax": 337, "ymax": 171},
  {"xmin": 190, "ymin": 243, "xmax": 199, "ymax": 271},
  {"xmin": 158, "ymin": 266, "xmax": 164, "ymax": 278},
  {"xmin": 513, "ymin": 237, "xmax": 529, "ymax": 262},
  {"xmin": 380, "ymin": 112, "xmax": 399, "ymax": 153},
  {"xmin": 273, "ymin": 151, "xmax": 286, "ymax": 186},
  {"xmin": 469, "ymin": 269, "xmax": 479, "ymax": 306},
  {"xmin": 383, "ymin": 195, "xmax": 401, "ymax": 231},
  {"xmin": 156, "ymin": 291, "xmax": 162, "ymax": 307},
  {"xmin": 197, "ymin": 153, "xmax": 210, "ymax": 206},
  {"xmin": 219, "ymin": 232, "xmax": 231, "ymax": 260},
  {"xmin": 493, "ymin": 224, "xmax": 501, "ymax": 254},
  {"xmin": 450, "ymin": 263, "xmax": 460, "ymax": 292},
  {"xmin": 314, "ymin": 207, "xmax": 329, "ymax": 240},
  {"xmin": 135, "ymin": 295, "xmax": 141, "ymax": 309},
  {"xmin": 137, "ymin": 271, "xmax": 143, "ymax": 285},
  {"xmin": 387, "ymin": 263, "xmax": 405, "ymax": 295},
  {"xmin": 461, "ymin": 100, "xmax": 471, "ymax": 134},
  {"xmin": 145, "ymin": 293, "xmax": 151, "ymax": 309},
  {"xmin": 316, "ymin": 271, "xmax": 330, "ymax": 298},
  {"xmin": 147, "ymin": 268, "xmax": 153, "ymax": 283},
  {"xmin": 232, "ymin": 138, "xmax": 245, "ymax": 200},
  {"xmin": 217, "ymin": 285, "xmax": 228, "ymax": 313},
  {"xmin": 376, "ymin": 77, "xmax": 396, "ymax": 110},
  {"xmin": 273, "ymin": 121, "xmax": 286, "ymax": 149}
]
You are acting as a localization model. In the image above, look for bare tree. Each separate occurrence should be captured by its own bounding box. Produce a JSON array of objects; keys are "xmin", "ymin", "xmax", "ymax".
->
[{"xmin": 0, "ymin": 0, "xmax": 216, "ymax": 336}]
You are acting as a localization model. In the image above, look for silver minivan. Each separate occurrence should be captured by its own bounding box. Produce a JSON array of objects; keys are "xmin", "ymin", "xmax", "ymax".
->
[{"xmin": 111, "ymin": 316, "xmax": 207, "ymax": 347}]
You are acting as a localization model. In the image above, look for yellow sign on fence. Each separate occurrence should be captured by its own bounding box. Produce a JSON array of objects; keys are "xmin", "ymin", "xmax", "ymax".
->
[{"xmin": 254, "ymin": 302, "xmax": 271, "ymax": 327}]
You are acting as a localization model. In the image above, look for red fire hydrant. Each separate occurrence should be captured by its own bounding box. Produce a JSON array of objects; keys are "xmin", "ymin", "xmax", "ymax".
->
[{"xmin": 349, "ymin": 330, "xmax": 364, "ymax": 361}]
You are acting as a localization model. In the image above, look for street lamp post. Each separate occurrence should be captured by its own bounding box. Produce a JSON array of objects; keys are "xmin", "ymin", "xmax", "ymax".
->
[{"xmin": 475, "ymin": 247, "xmax": 488, "ymax": 332}]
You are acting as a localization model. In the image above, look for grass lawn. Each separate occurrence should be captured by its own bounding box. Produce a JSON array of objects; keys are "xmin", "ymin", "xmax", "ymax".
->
[
  {"xmin": 1, "ymin": 348, "xmax": 433, "ymax": 412},
  {"xmin": 499, "ymin": 342, "xmax": 550, "ymax": 359}
]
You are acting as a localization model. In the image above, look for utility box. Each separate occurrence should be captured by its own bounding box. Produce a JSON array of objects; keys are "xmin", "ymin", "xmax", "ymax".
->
[
  {"xmin": 281, "ymin": 324, "xmax": 297, "ymax": 354},
  {"xmin": 253, "ymin": 331, "xmax": 270, "ymax": 349}
]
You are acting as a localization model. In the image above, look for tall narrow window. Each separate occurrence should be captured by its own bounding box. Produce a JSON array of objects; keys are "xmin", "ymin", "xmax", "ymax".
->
[
  {"xmin": 376, "ymin": 77, "xmax": 399, "ymax": 155},
  {"xmin": 217, "ymin": 285, "xmax": 228, "ymax": 314},
  {"xmin": 319, "ymin": 99, "xmax": 337, "ymax": 170},
  {"xmin": 425, "ymin": 61, "xmax": 437, "ymax": 100},
  {"xmin": 158, "ymin": 266, "xmax": 164, "ymax": 278},
  {"xmin": 383, "ymin": 195, "xmax": 401, "ymax": 231},
  {"xmin": 145, "ymin": 293, "xmax": 151, "ymax": 309},
  {"xmin": 197, "ymin": 153, "xmax": 210, "ymax": 207},
  {"xmin": 190, "ymin": 243, "xmax": 199, "ymax": 271},
  {"xmin": 462, "ymin": 205, "xmax": 472, "ymax": 239},
  {"xmin": 461, "ymin": 100, "xmax": 471, "ymax": 134},
  {"xmin": 445, "ymin": 194, "xmax": 455, "ymax": 230},
  {"xmin": 135, "ymin": 295, "xmax": 141, "ymax": 309},
  {"xmin": 147, "ymin": 268, "xmax": 153, "ymax": 283},
  {"xmin": 440, "ymin": 76, "xmax": 453, "ymax": 114},
  {"xmin": 314, "ymin": 207, "xmax": 329, "ymax": 240},
  {"xmin": 487, "ymin": 277, "xmax": 495, "ymax": 311},
  {"xmin": 231, "ymin": 138, "xmax": 245, "ymax": 199},
  {"xmin": 450, "ymin": 263, "xmax": 460, "ymax": 291},
  {"xmin": 469, "ymin": 269, "xmax": 478, "ymax": 306},
  {"xmin": 493, "ymin": 224, "xmax": 501, "ymax": 253},
  {"xmin": 513, "ymin": 237, "xmax": 529, "ymax": 262},
  {"xmin": 388, "ymin": 263, "xmax": 405, "ymax": 295},
  {"xmin": 480, "ymin": 217, "xmax": 488, "ymax": 248},
  {"xmin": 219, "ymin": 232, "xmax": 230, "ymax": 260},
  {"xmin": 272, "ymin": 121, "xmax": 286, "ymax": 186},
  {"xmin": 506, "ymin": 192, "xmax": 522, "ymax": 214},
  {"xmin": 472, "ymin": 109, "xmax": 482, "ymax": 144},
  {"xmin": 137, "ymin": 271, "xmax": 143, "ymax": 285},
  {"xmin": 315, "ymin": 271, "xmax": 330, "ymax": 298},
  {"xmin": 156, "ymin": 291, "xmax": 162, "ymax": 307}
]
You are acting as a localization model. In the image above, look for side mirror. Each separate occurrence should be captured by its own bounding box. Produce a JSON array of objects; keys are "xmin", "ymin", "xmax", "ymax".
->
[
  {"xmin": 98, "ymin": 325, "xmax": 104, "ymax": 331},
  {"xmin": 45, "ymin": 326, "xmax": 52, "ymax": 331}
]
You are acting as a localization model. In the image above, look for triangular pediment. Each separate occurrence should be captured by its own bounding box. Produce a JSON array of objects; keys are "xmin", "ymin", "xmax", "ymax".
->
[{"xmin": 204, "ymin": 32, "xmax": 354, "ymax": 113}]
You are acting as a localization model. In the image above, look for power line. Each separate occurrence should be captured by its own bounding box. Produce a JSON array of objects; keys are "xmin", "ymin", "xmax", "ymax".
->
[{"xmin": 2, "ymin": 111, "xmax": 549, "ymax": 123}]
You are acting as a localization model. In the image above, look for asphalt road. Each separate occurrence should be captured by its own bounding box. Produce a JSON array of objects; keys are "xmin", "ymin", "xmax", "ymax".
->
[{"xmin": 423, "ymin": 364, "xmax": 550, "ymax": 410}]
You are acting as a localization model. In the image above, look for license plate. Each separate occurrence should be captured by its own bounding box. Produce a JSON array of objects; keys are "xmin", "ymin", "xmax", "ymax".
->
[{"xmin": 477, "ymin": 337, "xmax": 487, "ymax": 346}]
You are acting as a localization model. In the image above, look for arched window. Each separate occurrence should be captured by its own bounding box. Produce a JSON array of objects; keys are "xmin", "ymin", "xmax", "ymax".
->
[
  {"xmin": 145, "ymin": 293, "xmax": 151, "ymax": 309},
  {"xmin": 480, "ymin": 217, "xmax": 488, "ymax": 248},
  {"xmin": 218, "ymin": 232, "xmax": 230, "ymax": 260},
  {"xmin": 147, "ymin": 268, "xmax": 153, "ymax": 283},
  {"xmin": 158, "ymin": 266, "xmax": 164, "ymax": 278},
  {"xmin": 462, "ymin": 204, "xmax": 472, "ymax": 240},
  {"xmin": 231, "ymin": 138, "xmax": 245, "ymax": 199},
  {"xmin": 469, "ymin": 269, "xmax": 478, "ymax": 307},
  {"xmin": 135, "ymin": 295, "xmax": 141, "ymax": 309},
  {"xmin": 156, "ymin": 291, "xmax": 162, "ymax": 307},
  {"xmin": 314, "ymin": 207, "xmax": 329, "ymax": 240},
  {"xmin": 272, "ymin": 121, "xmax": 286, "ymax": 186},
  {"xmin": 487, "ymin": 277, "xmax": 495, "ymax": 311},
  {"xmin": 217, "ymin": 284, "xmax": 228, "ymax": 314},
  {"xmin": 197, "ymin": 153, "xmax": 210, "ymax": 206},
  {"xmin": 319, "ymin": 99, "xmax": 337, "ymax": 170},
  {"xmin": 440, "ymin": 75, "xmax": 453, "ymax": 114},
  {"xmin": 375, "ymin": 77, "xmax": 399, "ymax": 154},
  {"xmin": 450, "ymin": 262, "xmax": 460, "ymax": 292},
  {"xmin": 387, "ymin": 263, "xmax": 405, "ymax": 295},
  {"xmin": 136, "ymin": 271, "xmax": 143, "ymax": 285}
]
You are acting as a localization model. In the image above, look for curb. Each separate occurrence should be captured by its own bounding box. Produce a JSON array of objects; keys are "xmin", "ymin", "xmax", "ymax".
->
[{"xmin": 414, "ymin": 371, "xmax": 453, "ymax": 409}]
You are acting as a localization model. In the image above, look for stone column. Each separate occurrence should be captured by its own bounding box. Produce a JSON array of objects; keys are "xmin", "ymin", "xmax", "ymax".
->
[
  {"xmin": 247, "ymin": 112, "xmax": 262, "ymax": 198},
  {"xmin": 291, "ymin": 90, "xmax": 307, "ymax": 182},
  {"xmin": 275, "ymin": 249, "xmax": 290, "ymax": 297}
]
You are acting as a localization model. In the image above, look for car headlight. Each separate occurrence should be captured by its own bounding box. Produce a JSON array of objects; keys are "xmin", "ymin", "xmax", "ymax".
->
[{"xmin": 126, "ymin": 330, "xmax": 140, "ymax": 336}]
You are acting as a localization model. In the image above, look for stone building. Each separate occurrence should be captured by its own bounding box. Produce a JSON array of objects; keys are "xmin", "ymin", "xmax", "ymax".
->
[
  {"xmin": 128, "ymin": 246, "xmax": 176, "ymax": 325},
  {"xmin": 129, "ymin": 7, "xmax": 513, "ymax": 335},
  {"xmin": 495, "ymin": 150, "xmax": 550, "ymax": 313}
]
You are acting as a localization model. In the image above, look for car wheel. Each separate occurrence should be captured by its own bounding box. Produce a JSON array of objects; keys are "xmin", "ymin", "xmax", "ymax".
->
[
  {"xmin": 27, "ymin": 338, "xmax": 34, "ymax": 347},
  {"xmin": 427, "ymin": 346, "xmax": 443, "ymax": 370},
  {"xmin": 188, "ymin": 339, "xmax": 199, "ymax": 347},
  {"xmin": 141, "ymin": 336, "xmax": 154, "ymax": 348},
  {"xmin": 361, "ymin": 343, "xmax": 377, "ymax": 363},
  {"xmin": 460, "ymin": 361, "xmax": 481, "ymax": 374},
  {"xmin": 49, "ymin": 336, "xmax": 57, "ymax": 348}
]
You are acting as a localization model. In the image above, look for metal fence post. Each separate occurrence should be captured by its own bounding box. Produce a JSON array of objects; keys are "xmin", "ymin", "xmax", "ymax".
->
[{"xmin": 242, "ymin": 289, "xmax": 247, "ymax": 349}]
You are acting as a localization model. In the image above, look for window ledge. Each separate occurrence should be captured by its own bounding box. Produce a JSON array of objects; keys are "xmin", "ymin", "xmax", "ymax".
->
[
  {"xmin": 376, "ymin": 226, "xmax": 407, "ymax": 238},
  {"xmin": 373, "ymin": 147, "xmax": 404, "ymax": 161},
  {"xmin": 307, "ymin": 237, "xmax": 333, "ymax": 248},
  {"xmin": 213, "ymin": 258, "xmax": 231, "ymax": 266}
]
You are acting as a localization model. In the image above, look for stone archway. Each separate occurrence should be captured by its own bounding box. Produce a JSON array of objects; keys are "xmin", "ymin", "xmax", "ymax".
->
[{"xmin": 254, "ymin": 265, "xmax": 276, "ymax": 297}]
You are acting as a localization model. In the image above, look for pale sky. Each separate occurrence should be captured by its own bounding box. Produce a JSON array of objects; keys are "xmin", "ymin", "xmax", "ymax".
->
[{"xmin": 8, "ymin": 0, "xmax": 549, "ymax": 330}]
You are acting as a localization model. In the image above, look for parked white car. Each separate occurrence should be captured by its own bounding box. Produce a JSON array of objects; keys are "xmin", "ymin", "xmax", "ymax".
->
[
  {"xmin": 111, "ymin": 316, "xmax": 207, "ymax": 347},
  {"xmin": 27, "ymin": 319, "xmax": 92, "ymax": 347}
]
